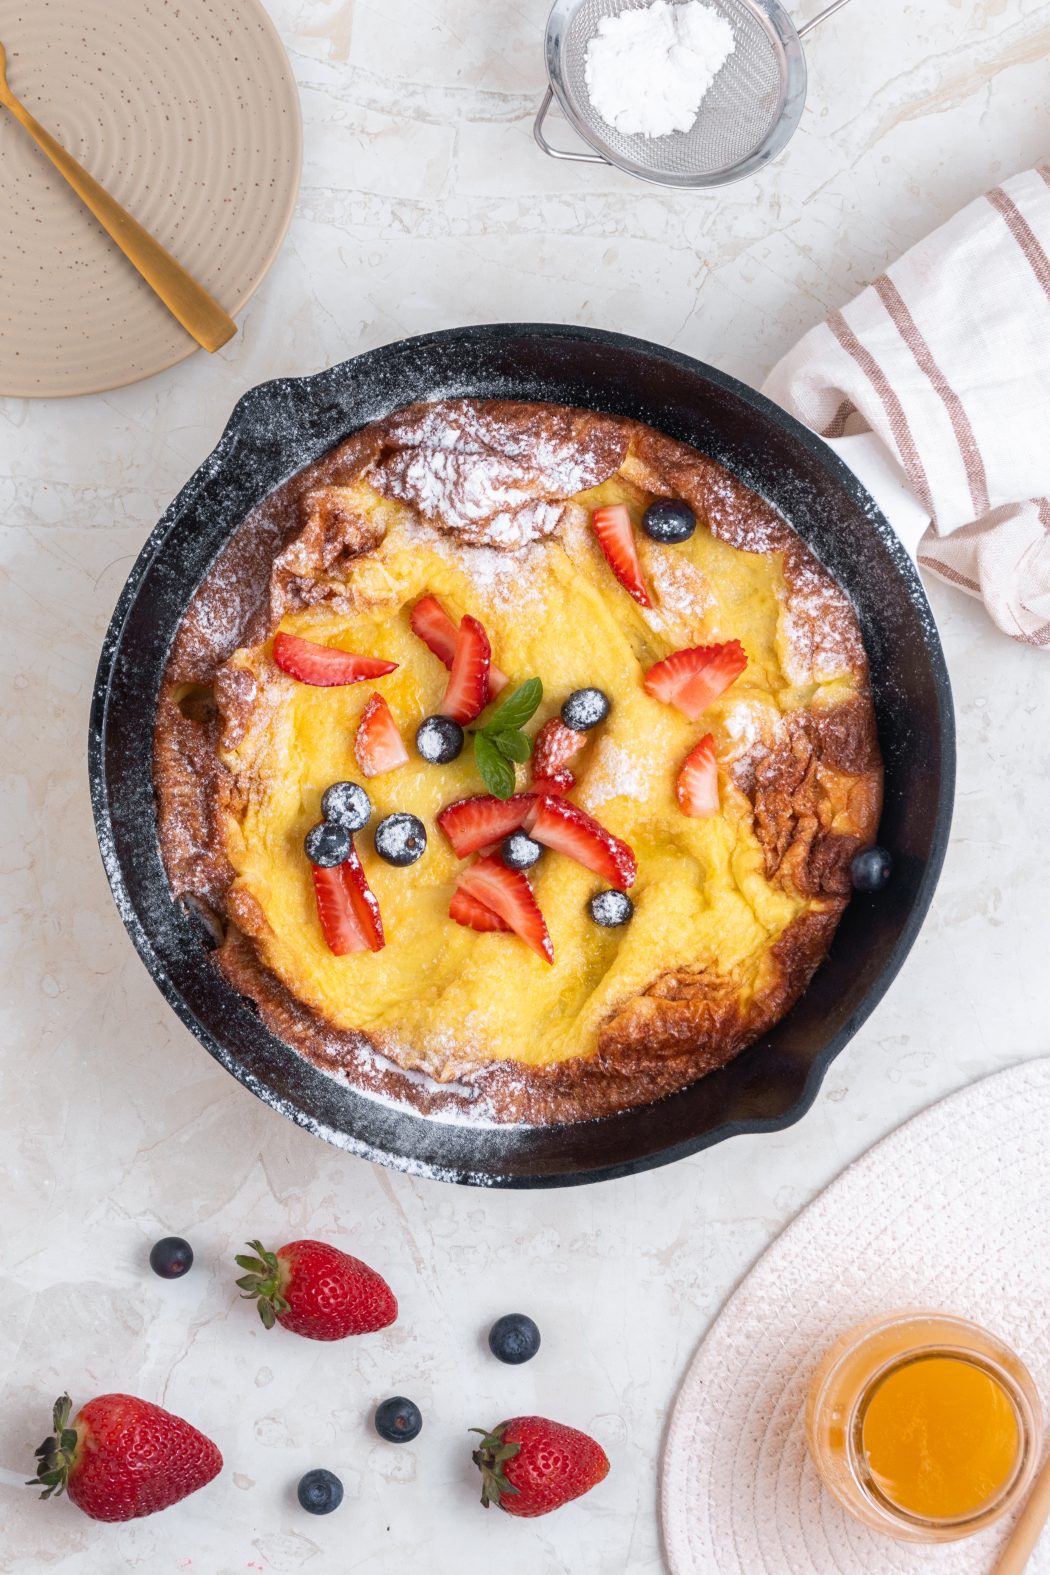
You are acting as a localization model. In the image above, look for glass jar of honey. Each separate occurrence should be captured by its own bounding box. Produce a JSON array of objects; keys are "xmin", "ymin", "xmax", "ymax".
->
[{"xmin": 806, "ymin": 1312, "xmax": 1043, "ymax": 1543}]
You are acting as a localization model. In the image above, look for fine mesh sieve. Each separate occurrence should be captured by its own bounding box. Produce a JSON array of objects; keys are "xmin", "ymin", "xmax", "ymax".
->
[{"xmin": 534, "ymin": 0, "xmax": 852, "ymax": 188}]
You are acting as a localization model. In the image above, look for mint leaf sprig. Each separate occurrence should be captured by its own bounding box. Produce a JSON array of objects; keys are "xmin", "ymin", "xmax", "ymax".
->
[{"xmin": 472, "ymin": 678, "xmax": 543, "ymax": 800}]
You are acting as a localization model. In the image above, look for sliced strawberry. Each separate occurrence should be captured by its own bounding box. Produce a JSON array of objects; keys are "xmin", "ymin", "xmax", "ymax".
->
[
  {"xmin": 354, "ymin": 693, "xmax": 408, "ymax": 779},
  {"xmin": 456, "ymin": 857, "xmax": 554, "ymax": 964},
  {"xmin": 677, "ymin": 734, "xmax": 719, "ymax": 818},
  {"xmin": 311, "ymin": 864, "xmax": 369, "ymax": 956},
  {"xmin": 448, "ymin": 886, "xmax": 511, "ymax": 934},
  {"xmin": 643, "ymin": 640, "xmax": 747, "ymax": 720},
  {"xmin": 273, "ymin": 631, "xmax": 398, "ymax": 687},
  {"xmin": 340, "ymin": 842, "xmax": 385, "ymax": 951},
  {"xmin": 532, "ymin": 717, "xmax": 585, "ymax": 780},
  {"xmin": 591, "ymin": 504, "xmax": 651, "ymax": 608},
  {"xmin": 410, "ymin": 595, "xmax": 459, "ymax": 667},
  {"xmin": 529, "ymin": 797, "xmax": 638, "ymax": 888},
  {"xmin": 533, "ymin": 769, "xmax": 575, "ymax": 797},
  {"xmin": 409, "ymin": 596, "xmax": 508, "ymax": 698},
  {"xmin": 437, "ymin": 793, "xmax": 536, "ymax": 858},
  {"xmin": 440, "ymin": 615, "xmax": 491, "ymax": 724}
]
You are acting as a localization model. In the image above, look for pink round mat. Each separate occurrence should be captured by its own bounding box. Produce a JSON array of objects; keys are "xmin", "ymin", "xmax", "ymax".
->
[{"xmin": 661, "ymin": 1059, "xmax": 1050, "ymax": 1574}]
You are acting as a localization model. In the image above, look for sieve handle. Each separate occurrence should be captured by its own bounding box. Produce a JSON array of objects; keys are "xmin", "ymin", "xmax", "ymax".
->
[
  {"xmin": 797, "ymin": 0, "xmax": 853, "ymax": 38},
  {"xmin": 533, "ymin": 87, "xmax": 609, "ymax": 165}
]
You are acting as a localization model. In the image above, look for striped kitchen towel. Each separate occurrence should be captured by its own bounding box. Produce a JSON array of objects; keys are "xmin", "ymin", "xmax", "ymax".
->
[{"xmin": 763, "ymin": 164, "xmax": 1050, "ymax": 648}]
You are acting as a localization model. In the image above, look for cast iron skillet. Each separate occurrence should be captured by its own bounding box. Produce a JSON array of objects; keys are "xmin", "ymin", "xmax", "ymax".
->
[{"xmin": 89, "ymin": 324, "xmax": 955, "ymax": 1187}]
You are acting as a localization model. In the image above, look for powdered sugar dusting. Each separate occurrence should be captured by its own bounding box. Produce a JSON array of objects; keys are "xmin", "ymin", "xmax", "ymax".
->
[
  {"xmin": 371, "ymin": 400, "xmax": 622, "ymax": 547},
  {"xmin": 283, "ymin": 1020, "xmax": 524, "ymax": 1130},
  {"xmin": 425, "ymin": 528, "xmax": 547, "ymax": 612},
  {"xmin": 584, "ymin": 0, "xmax": 735, "ymax": 139},
  {"xmin": 380, "ymin": 438, "xmax": 565, "ymax": 543},
  {"xmin": 344, "ymin": 1044, "xmax": 516, "ymax": 1129},
  {"xmin": 779, "ymin": 552, "xmax": 865, "ymax": 685},
  {"xmin": 579, "ymin": 736, "xmax": 660, "ymax": 810},
  {"xmin": 720, "ymin": 698, "xmax": 785, "ymax": 788},
  {"xmin": 644, "ymin": 549, "xmax": 714, "ymax": 638},
  {"xmin": 722, "ymin": 701, "xmax": 775, "ymax": 752}
]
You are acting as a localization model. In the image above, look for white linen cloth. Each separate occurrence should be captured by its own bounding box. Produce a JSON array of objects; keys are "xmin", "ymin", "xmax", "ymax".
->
[{"xmin": 763, "ymin": 164, "xmax": 1050, "ymax": 647}]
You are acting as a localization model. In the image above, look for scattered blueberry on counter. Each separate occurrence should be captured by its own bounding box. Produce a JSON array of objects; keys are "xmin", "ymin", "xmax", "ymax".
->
[
  {"xmin": 500, "ymin": 831, "xmax": 542, "ymax": 872},
  {"xmin": 642, "ymin": 498, "xmax": 696, "ymax": 543},
  {"xmin": 416, "ymin": 714, "xmax": 465, "ymax": 764},
  {"xmin": 851, "ymin": 845, "xmax": 892, "ymax": 892},
  {"xmin": 561, "ymin": 687, "xmax": 611, "ymax": 732},
  {"xmin": 588, "ymin": 889, "xmax": 634, "ymax": 927},
  {"xmin": 488, "ymin": 1313, "xmax": 541, "ymax": 1365},
  {"xmin": 321, "ymin": 780, "xmax": 372, "ymax": 832},
  {"xmin": 304, "ymin": 821, "xmax": 353, "ymax": 868},
  {"xmin": 149, "ymin": 1237, "xmax": 194, "ymax": 1279},
  {"xmin": 297, "ymin": 1468, "xmax": 344, "ymax": 1514},
  {"xmin": 374, "ymin": 813, "xmax": 427, "ymax": 867},
  {"xmin": 374, "ymin": 1397, "xmax": 423, "ymax": 1443}
]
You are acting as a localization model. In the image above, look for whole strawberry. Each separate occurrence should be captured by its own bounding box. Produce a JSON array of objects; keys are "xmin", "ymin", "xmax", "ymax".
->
[
  {"xmin": 235, "ymin": 1238, "xmax": 397, "ymax": 1340},
  {"xmin": 471, "ymin": 1415, "xmax": 610, "ymax": 1517},
  {"xmin": 30, "ymin": 1393, "xmax": 221, "ymax": 1522}
]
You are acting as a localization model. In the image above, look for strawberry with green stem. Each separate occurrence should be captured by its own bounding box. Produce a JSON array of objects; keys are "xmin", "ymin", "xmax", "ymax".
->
[
  {"xmin": 235, "ymin": 1238, "xmax": 397, "ymax": 1340},
  {"xmin": 29, "ymin": 1393, "xmax": 221, "ymax": 1522},
  {"xmin": 471, "ymin": 1415, "xmax": 609, "ymax": 1517}
]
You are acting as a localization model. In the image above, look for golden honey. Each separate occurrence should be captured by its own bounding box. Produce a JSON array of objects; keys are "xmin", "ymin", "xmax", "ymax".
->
[
  {"xmin": 806, "ymin": 1313, "xmax": 1042, "ymax": 1543},
  {"xmin": 861, "ymin": 1355, "xmax": 1019, "ymax": 1520}
]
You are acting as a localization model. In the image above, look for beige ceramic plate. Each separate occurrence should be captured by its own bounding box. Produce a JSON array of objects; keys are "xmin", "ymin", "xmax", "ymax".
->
[{"xmin": 0, "ymin": 0, "xmax": 301, "ymax": 398}]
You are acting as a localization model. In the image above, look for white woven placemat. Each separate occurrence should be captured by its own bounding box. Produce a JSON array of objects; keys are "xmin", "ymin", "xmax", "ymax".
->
[{"xmin": 662, "ymin": 1059, "xmax": 1050, "ymax": 1574}]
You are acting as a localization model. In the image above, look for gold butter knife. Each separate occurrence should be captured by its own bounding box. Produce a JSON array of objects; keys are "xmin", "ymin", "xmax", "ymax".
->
[{"xmin": 0, "ymin": 39, "xmax": 237, "ymax": 354}]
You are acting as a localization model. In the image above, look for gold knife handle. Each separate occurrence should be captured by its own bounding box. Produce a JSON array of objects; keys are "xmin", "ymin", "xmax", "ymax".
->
[{"xmin": 1, "ymin": 92, "xmax": 237, "ymax": 352}]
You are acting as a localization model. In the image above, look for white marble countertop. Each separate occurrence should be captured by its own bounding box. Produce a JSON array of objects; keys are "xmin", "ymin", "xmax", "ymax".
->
[{"xmin": 2, "ymin": 0, "xmax": 1049, "ymax": 1569}]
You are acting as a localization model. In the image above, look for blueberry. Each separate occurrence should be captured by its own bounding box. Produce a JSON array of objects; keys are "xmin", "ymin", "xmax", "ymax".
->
[
  {"xmin": 560, "ymin": 688, "xmax": 610, "ymax": 733},
  {"xmin": 588, "ymin": 889, "xmax": 634, "ymax": 927},
  {"xmin": 374, "ymin": 1397, "xmax": 422, "ymax": 1443},
  {"xmin": 297, "ymin": 1468, "xmax": 344, "ymax": 1515},
  {"xmin": 304, "ymin": 820, "xmax": 352, "ymax": 867},
  {"xmin": 321, "ymin": 781, "xmax": 372, "ymax": 833},
  {"xmin": 149, "ymin": 1237, "xmax": 194, "ymax": 1279},
  {"xmin": 642, "ymin": 499, "xmax": 696, "ymax": 543},
  {"xmin": 501, "ymin": 832, "xmax": 542, "ymax": 871},
  {"xmin": 374, "ymin": 813, "xmax": 427, "ymax": 867},
  {"xmin": 851, "ymin": 845, "xmax": 892, "ymax": 892},
  {"xmin": 488, "ymin": 1313, "xmax": 541, "ymax": 1365},
  {"xmin": 416, "ymin": 714, "xmax": 465, "ymax": 764}
]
